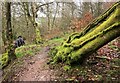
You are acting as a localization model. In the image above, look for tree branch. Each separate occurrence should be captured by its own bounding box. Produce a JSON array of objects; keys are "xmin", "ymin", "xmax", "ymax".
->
[{"xmin": 35, "ymin": 2, "xmax": 53, "ymax": 13}]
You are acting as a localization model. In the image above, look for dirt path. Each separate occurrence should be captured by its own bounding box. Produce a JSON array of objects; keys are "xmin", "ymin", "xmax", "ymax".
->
[{"xmin": 13, "ymin": 46, "xmax": 57, "ymax": 81}]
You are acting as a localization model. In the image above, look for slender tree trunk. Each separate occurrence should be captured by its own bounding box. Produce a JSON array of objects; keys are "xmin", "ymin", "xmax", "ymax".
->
[
  {"xmin": 51, "ymin": 3, "xmax": 58, "ymax": 29},
  {"xmin": 31, "ymin": 2, "xmax": 42, "ymax": 44},
  {"xmin": 2, "ymin": 4, "xmax": 7, "ymax": 52},
  {"xmin": 50, "ymin": 1, "xmax": 120, "ymax": 65},
  {"xmin": 2, "ymin": 28, "xmax": 7, "ymax": 52},
  {"xmin": 46, "ymin": 4, "xmax": 51, "ymax": 31},
  {"xmin": 5, "ymin": 2, "xmax": 16, "ymax": 62},
  {"xmin": 22, "ymin": 2, "xmax": 42, "ymax": 44}
]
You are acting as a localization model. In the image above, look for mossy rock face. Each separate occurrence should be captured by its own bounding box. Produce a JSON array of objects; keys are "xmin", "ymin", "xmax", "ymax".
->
[{"xmin": 0, "ymin": 52, "xmax": 9, "ymax": 69}]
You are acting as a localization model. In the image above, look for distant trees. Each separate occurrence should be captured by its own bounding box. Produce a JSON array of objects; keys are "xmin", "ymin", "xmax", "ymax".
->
[
  {"xmin": 1, "ymin": 1, "xmax": 115, "ymax": 46},
  {"xmin": 21, "ymin": 2, "xmax": 42, "ymax": 44}
]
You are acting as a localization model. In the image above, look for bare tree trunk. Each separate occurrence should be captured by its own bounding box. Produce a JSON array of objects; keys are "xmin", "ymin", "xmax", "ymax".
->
[
  {"xmin": 2, "ymin": 3, "xmax": 7, "ymax": 52},
  {"xmin": 46, "ymin": 4, "xmax": 51, "ymax": 31},
  {"xmin": 31, "ymin": 2, "xmax": 42, "ymax": 44},
  {"xmin": 21, "ymin": 2, "xmax": 42, "ymax": 44},
  {"xmin": 50, "ymin": 1, "xmax": 120, "ymax": 65},
  {"xmin": 5, "ymin": 2, "xmax": 16, "ymax": 62},
  {"xmin": 51, "ymin": 2, "xmax": 58, "ymax": 29}
]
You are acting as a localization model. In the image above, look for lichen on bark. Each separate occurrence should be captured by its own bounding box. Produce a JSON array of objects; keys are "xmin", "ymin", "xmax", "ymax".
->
[{"xmin": 35, "ymin": 28, "xmax": 42, "ymax": 44}]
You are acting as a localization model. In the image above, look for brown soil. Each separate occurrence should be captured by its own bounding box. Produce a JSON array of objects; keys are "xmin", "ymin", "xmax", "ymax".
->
[
  {"xmin": 3, "ymin": 40, "xmax": 120, "ymax": 82},
  {"xmin": 12, "ymin": 46, "xmax": 59, "ymax": 81}
]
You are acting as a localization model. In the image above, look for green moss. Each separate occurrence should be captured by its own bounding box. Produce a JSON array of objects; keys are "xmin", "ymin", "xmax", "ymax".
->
[
  {"xmin": 66, "ymin": 32, "xmax": 79, "ymax": 43},
  {"xmin": 49, "ymin": 47, "xmax": 58, "ymax": 57},
  {"xmin": 49, "ymin": 2, "xmax": 120, "ymax": 65},
  {"xmin": 0, "ymin": 45, "xmax": 41, "ymax": 68},
  {"xmin": 49, "ymin": 37, "xmax": 64, "ymax": 44},
  {"xmin": 64, "ymin": 3, "xmax": 120, "ymax": 47},
  {"xmin": 65, "ymin": 2, "xmax": 120, "ymax": 45},
  {"xmin": 35, "ymin": 28, "xmax": 42, "ymax": 44},
  {"xmin": 63, "ymin": 65, "xmax": 71, "ymax": 71},
  {"xmin": 115, "ymin": 5, "xmax": 120, "ymax": 18},
  {"xmin": 55, "ymin": 22, "xmax": 120, "ymax": 64},
  {"xmin": 0, "ymin": 52, "xmax": 9, "ymax": 69},
  {"xmin": 15, "ymin": 45, "xmax": 41, "ymax": 58},
  {"xmin": 70, "ymin": 12, "xmax": 116, "ymax": 46}
]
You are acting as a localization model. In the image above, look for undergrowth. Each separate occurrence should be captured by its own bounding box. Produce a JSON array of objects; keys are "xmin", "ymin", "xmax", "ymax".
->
[{"xmin": 1, "ymin": 44, "xmax": 41, "ymax": 69}]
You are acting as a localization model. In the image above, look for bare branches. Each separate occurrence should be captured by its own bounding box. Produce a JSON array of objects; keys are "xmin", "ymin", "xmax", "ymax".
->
[{"xmin": 36, "ymin": 2, "xmax": 53, "ymax": 13}]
